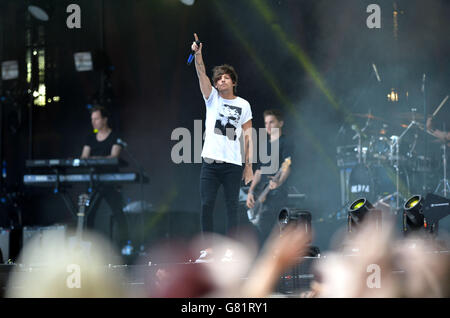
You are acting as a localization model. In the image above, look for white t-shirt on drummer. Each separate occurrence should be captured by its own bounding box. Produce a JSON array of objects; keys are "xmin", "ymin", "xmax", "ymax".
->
[{"xmin": 201, "ymin": 87, "xmax": 252, "ymax": 166}]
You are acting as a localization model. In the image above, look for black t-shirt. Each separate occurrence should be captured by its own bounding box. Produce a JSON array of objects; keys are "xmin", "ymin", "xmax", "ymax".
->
[
  {"xmin": 257, "ymin": 134, "xmax": 295, "ymax": 187},
  {"xmin": 84, "ymin": 131, "xmax": 120, "ymax": 157}
]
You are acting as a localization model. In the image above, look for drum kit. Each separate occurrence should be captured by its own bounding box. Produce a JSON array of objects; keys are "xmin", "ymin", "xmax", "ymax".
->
[{"xmin": 338, "ymin": 107, "xmax": 449, "ymax": 215}]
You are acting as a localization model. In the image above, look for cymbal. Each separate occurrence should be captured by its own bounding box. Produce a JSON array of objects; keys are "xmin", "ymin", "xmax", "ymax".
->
[{"xmin": 352, "ymin": 113, "xmax": 386, "ymax": 121}]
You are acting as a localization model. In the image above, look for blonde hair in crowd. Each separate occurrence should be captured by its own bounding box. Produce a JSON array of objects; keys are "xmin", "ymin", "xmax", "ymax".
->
[{"xmin": 6, "ymin": 230, "xmax": 125, "ymax": 298}]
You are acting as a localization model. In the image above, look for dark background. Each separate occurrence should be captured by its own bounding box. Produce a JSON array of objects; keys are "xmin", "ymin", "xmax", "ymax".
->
[{"xmin": 0, "ymin": 0, "xmax": 449, "ymax": 252}]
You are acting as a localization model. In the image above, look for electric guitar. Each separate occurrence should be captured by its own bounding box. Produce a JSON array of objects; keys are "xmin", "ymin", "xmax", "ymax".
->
[{"xmin": 247, "ymin": 157, "xmax": 291, "ymax": 226}]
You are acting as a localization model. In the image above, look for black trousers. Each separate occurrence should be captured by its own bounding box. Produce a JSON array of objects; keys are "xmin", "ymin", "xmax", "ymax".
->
[
  {"xmin": 200, "ymin": 160, "xmax": 243, "ymax": 236},
  {"xmin": 86, "ymin": 185, "xmax": 128, "ymax": 247},
  {"xmin": 255, "ymin": 188, "xmax": 288, "ymax": 248}
]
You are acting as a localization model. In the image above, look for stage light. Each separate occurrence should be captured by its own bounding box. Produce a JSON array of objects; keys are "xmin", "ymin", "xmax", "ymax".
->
[
  {"xmin": 278, "ymin": 208, "xmax": 311, "ymax": 232},
  {"xmin": 27, "ymin": 3, "xmax": 51, "ymax": 22},
  {"xmin": 1, "ymin": 61, "xmax": 19, "ymax": 80},
  {"xmin": 387, "ymin": 88, "xmax": 399, "ymax": 102},
  {"xmin": 347, "ymin": 198, "xmax": 381, "ymax": 232},
  {"xmin": 278, "ymin": 208, "xmax": 319, "ymax": 257},
  {"xmin": 74, "ymin": 52, "xmax": 93, "ymax": 72},
  {"xmin": 33, "ymin": 84, "xmax": 47, "ymax": 107},
  {"xmin": 405, "ymin": 195, "xmax": 422, "ymax": 210},
  {"xmin": 348, "ymin": 198, "xmax": 372, "ymax": 223},
  {"xmin": 403, "ymin": 195, "xmax": 425, "ymax": 234}
]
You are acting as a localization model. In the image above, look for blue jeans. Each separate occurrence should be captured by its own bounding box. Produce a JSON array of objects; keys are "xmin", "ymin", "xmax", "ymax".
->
[{"xmin": 200, "ymin": 160, "xmax": 243, "ymax": 235}]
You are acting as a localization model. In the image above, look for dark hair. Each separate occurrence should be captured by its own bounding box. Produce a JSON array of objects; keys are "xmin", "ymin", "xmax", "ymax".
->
[
  {"xmin": 263, "ymin": 109, "xmax": 284, "ymax": 122},
  {"xmin": 212, "ymin": 64, "xmax": 238, "ymax": 94},
  {"xmin": 90, "ymin": 105, "xmax": 110, "ymax": 119}
]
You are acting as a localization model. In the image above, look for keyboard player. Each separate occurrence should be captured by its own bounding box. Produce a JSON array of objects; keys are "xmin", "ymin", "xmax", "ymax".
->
[
  {"xmin": 80, "ymin": 105, "xmax": 128, "ymax": 250},
  {"xmin": 81, "ymin": 105, "xmax": 122, "ymax": 159}
]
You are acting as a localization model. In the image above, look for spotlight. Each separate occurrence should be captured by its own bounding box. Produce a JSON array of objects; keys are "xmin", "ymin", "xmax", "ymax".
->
[
  {"xmin": 347, "ymin": 198, "xmax": 381, "ymax": 232},
  {"xmin": 348, "ymin": 198, "xmax": 372, "ymax": 225},
  {"xmin": 403, "ymin": 195, "xmax": 425, "ymax": 235},
  {"xmin": 278, "ymin": 208, "xmax": 319, "ymax": 257},
  {"xmin": 278, "ymin": 208, "xmax": 311, "ymax": 233}
]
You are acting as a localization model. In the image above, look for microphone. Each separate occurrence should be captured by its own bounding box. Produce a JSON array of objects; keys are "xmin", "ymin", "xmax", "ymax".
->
[
  {"xmin": 372, "ymin": 64, "xmax": 381, "ymax": 82},
  {"xmin": 116, "ymin": 138, "xmax": 128, "ymax": 148},
  {"xmin": 187, "ymin": 40, "xmax": 201, "ymax": 66}
]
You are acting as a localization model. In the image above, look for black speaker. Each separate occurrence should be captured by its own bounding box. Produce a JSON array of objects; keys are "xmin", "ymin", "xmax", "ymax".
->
[{"xmin": 423, "ymin": 193, "xmax": 450, "ymax": 229}]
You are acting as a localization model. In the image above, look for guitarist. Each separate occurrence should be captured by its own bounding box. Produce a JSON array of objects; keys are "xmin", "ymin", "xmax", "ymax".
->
[{"xmin": 246, "ymin": 109, "xmax": 295, "ymax": 248}]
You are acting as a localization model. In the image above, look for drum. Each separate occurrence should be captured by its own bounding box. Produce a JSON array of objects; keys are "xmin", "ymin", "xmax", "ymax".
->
[
  {"xmin": 348, "ymin": 164, "xmax": 376, "ymax": 202},
  {"xmin": 336, "ymin": 144, "xmax": 370, "ymax": 167},
  {"xmin": 348, "ymin": 163, "xmax": 410, "ymax": 202},
  {"xmin": 369, "ymin": 136, "xmax": 391, "ymax": 160}
]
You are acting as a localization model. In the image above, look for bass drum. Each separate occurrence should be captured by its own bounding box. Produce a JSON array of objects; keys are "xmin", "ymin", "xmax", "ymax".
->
[
  {"xmin": 348, "ymin": 164, "xmax": 376, "ymax": 202},
  {"xmin": 348, "ymin": 163, "xmax": 410, "ymax": 203}
]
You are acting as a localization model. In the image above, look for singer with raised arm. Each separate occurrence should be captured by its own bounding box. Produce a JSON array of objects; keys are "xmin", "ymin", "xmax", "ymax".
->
[
  {"xmin": 191, "ymin": 33, "xmax": 254, "ymax": 263},
  {"xmin": 79, "ymin": 105, "xmax": 128, "ymax": 251}
]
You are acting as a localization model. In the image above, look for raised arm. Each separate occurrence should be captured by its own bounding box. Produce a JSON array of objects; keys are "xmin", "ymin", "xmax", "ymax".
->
[
  {"xmin": 242, "ymin": 119, "xmax": 254, "ymax": 185},
  {"xmin": 240, "ymin": 224, "xmax": 310, "ymax": 297},
  {"xmin": 191, "ymin": 33, "xmax": 212, "ymax": 99}
]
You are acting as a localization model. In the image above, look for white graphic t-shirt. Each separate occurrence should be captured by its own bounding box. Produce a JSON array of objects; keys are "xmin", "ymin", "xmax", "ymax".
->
[{"xmin": 201, "ymin": 87, "xmax": 252, "ymax": 166}]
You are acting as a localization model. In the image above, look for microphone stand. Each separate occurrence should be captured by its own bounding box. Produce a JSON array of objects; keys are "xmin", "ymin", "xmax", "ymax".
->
[
  {"xmin": 390, "ymin": 118, "xmax": 418, "ymax": 214},
  {"xmin": 121, "ymin": 144, "xmax": 150, "ymax": 253},
  {"xmin": 352, "ymin": 116, "xmax": 370, "ymax": 165},
  {"xmin": 434, "ymin": 123, "xmax": 449, "ymax": 198},
  {"xmin": 422, "ymin": 74, "xmax": 428, "ymax": 193}
]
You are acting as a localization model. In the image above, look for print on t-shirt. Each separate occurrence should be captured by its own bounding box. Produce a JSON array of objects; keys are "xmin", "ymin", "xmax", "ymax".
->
[{"xmin": 214, "ymin": 104, "xmax": 242, "ymax": 141}]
